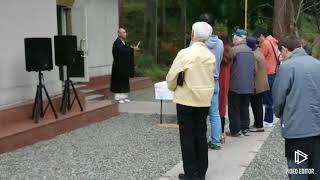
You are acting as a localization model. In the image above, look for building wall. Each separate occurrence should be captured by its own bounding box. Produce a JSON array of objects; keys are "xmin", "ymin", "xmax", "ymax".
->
[
  {"xmin": 73, "ymin": 0, "xmax": 119, "ymax": 77},
  {"xmin": 0, "ymin": 0, "xmax": 61, "ymax": 107}
]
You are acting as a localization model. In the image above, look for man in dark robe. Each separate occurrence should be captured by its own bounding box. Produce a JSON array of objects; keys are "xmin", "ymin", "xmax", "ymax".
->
[{"xmin": 111, "ymin": 28, "xmax": 139, "ymax": 103}]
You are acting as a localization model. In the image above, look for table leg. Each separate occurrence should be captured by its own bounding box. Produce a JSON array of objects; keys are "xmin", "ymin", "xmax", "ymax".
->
[{"xmin": 160, "ymin": 100, "xmax": 163, "ymax": 124}]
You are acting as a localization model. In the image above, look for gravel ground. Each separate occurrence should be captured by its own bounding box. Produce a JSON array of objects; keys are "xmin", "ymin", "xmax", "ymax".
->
[
  {"xmin": 240, "ymin": 122, "xmax": 288, "ymax": 180},
  {"xmin": 0, "ymin": 113, "xmax": 181, "ymax": 180}
]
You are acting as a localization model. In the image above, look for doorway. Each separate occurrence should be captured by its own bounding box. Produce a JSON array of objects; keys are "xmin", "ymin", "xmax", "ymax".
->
[{"xmin": 56, "ymin": 5, "xmax": 89, "ymax": 82}]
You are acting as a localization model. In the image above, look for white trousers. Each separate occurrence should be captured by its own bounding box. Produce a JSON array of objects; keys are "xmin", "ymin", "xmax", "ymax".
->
[{"xmin": 114, "ymin": 93, "xmax": 129, "ymax": 100}]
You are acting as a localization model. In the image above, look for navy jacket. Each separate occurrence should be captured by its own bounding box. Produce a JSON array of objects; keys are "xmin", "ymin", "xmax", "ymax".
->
[
  {"xmin": 273, "ymin": 48, "xmax": 320, "ymax": 139},
  {"xmin": 230, "ymin": 43, "xmax": 255, "ymax": 94}
]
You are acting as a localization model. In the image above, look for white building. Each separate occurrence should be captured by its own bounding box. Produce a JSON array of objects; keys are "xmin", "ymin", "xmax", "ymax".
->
[{"xmin": 0, "ymin": 0, "xmax": 119, "ymax": 107}]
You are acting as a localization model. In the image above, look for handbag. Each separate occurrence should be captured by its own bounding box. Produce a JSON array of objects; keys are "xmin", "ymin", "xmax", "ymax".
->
[{"xmin": 177, "ymin": 72, "xmax": 184, "ymax": 86}]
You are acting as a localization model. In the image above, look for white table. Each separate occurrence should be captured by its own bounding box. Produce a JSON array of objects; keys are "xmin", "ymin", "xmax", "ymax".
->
[{"xmin": 154, "ymin": 81, "xmax": 173, "ymax": 124}]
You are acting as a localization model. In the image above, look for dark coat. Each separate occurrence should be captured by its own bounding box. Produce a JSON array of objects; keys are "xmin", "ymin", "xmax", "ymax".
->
[
  {"xmin": 230, "ymin": 43, "xmax": 255, "ymax": 94},
  {"xmin": 110, "ymin": 38, "xmax": 135, "ymax": 93}
]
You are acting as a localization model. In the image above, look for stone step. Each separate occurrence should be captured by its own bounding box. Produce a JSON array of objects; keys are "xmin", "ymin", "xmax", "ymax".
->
[{"xmin": 85, "ymin": 94, "xmax": 105, "ymax": 101}]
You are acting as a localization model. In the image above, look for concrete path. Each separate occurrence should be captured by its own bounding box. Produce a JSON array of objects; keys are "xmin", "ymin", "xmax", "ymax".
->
[
  {"xmin": 119, "ymin": 101, "xmax": 176, "ymax": 115},
  {"xmin": 119, "ymin": 100, "xmax": 279, "ymax": 180},
  {"xmin": 159, "ymin": 126, "xmax": 276, "ymax": 180}
]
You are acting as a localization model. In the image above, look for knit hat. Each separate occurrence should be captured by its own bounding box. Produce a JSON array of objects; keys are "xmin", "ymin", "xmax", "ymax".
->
[
  {"xmin": 233, "ymin": 29, "xmax": 247, "ymax": 38},
  {"xmin": 246, "ymin": 36, "xmax": 257, "ymax": 51}
]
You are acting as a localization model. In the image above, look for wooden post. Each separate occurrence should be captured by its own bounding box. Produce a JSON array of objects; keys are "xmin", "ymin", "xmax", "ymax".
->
[{"xmin": 245, "ymin": 0, "xmax": 248, "ymax": 31}]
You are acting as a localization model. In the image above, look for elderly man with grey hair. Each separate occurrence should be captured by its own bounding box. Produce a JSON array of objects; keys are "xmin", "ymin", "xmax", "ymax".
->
[
  {"xmin": 227, "ymin": 29, "xmax": 255, "ymax": 137},
  {"xmin": 166, "ymin": 22, "xmax": 216, "ymax": 180}
]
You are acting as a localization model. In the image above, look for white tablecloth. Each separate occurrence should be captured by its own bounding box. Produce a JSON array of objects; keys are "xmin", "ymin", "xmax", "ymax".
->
[{"xmin": 154, "ymin": 81, "xmax": 173, "ymax": 101}]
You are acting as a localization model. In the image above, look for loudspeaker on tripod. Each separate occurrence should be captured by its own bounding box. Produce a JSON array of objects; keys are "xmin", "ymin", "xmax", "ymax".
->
[
  {"xmin": 24, "ymin": 37, "xmax": 58, "ymax": 123},
  {"xmin": 54, "ymin": 35, "xmax": 83, "ymax": 114},
  {"xmin": 54, "ymin": 35, "xmax": 77, "ymax": 66},
  {"xmin": 24, "ymin": 38, "xmax": 53, "ymax": 72}
]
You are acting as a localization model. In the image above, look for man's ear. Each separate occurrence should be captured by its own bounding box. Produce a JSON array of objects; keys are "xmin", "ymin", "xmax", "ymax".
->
[{"xmin": 191, "ymin": 31, "xmax": 194, "ymax": 42}]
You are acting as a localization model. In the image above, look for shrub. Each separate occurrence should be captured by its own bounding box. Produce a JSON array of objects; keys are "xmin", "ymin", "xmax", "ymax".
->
[{"xmin": 135, "ymin": 55, "xmax": 169, "ymax": 81}]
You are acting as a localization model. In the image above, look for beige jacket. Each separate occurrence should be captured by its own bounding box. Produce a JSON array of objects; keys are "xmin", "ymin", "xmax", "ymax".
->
[
  {"xmin": 254, "ymin": 49, "xmax": 270, "ymax": 94},
  {"xmin": 166, "ymin": 42, "xmax": 216, "ymax": 107}
]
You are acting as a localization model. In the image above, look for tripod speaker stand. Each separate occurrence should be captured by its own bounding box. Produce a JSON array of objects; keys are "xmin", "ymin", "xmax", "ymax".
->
[
  {"xmin": 54, "ymin": 35, "xmax": 84, "ymax": 114},
  {"xmin": 32, "ymin": 71, "xmax": 58, "ymax": 123},
  {"xmin": 25, "ymin": 37, "xmax": 58, "ymax": 123},
  {"xmin": 60, "ymin": 70, "xmax": 84, "ymax": 114}
]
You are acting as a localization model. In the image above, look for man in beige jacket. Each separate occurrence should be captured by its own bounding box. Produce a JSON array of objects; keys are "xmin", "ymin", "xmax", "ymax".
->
[{"xmin": 166, "ymin": 22, "xmax": 216, "ymax": 180}]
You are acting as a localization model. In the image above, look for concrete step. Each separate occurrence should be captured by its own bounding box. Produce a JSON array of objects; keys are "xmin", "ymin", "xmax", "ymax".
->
[
  {"xmin": 78, "ymin": 76, "xmax": 153, "ymax": 98},
  {"xmin": 0, "ymin": 99, "xmax": 119, "ymax": 154},
  {"xmin": 85, "ymin": 94, "xmax": 105, "ymax": 101}
]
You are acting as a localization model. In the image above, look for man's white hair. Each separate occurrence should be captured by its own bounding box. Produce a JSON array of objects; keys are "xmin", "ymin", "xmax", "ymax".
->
[
  {"xmin": 233, "ymin": 35, "xmax": 246, "ymax": 44},
  {"xmin": 192, "ymin": 22, "xmax": 213, "ymax": 42},
  {"xmin": 118, "ymin": 28, "xmax": 126, "ymax": 33}
]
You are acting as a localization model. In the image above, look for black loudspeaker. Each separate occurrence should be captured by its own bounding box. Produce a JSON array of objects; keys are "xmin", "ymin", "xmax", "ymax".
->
[
  {"xmin": 24, "ymin": 38, "xmax": 53, "ymax": 72},
  {"xmin": 54, "ymin": 35, "xmax": 77, "ymax": 66}
]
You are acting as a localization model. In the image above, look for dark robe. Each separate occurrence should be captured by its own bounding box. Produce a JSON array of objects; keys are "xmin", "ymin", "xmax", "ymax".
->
[{"xmin": 110, "ymin": 38, "xmax": 135, "ymax": 93}]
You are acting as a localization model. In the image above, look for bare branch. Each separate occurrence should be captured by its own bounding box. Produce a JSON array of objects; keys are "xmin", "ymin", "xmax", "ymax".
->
[{"xmin": 295, "ymin": 0, "xmax": 305, "ymax": 23}]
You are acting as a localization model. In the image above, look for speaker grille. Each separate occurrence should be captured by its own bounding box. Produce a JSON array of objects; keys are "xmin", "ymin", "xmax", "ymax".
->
[
  {"xmin": 24, "ymin": 38, "xmax": 53, "ymax": 72},
  {"xmin": 54, "ymin": 35, "xmax": 77, "ymax": 66}
]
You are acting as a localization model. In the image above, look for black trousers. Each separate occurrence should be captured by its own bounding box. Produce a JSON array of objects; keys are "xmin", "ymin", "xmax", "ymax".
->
[
  {"xmin": 228, "ymin": 92, "xmax": 251, "ymax": 134},
  {"xmin": 221, "ymin": 117, "xmax": 225, "ymax": 133},
  {"xmin": 176, "ymin": 104, "xmax": 209, "ymax": 177},
  {"xmin": 250, "ymin": 93, "xmax": 264, "ymax": 128},
  {"xmin": 286, "ymin": 135, "xmax": 320, "ymax": 180}
]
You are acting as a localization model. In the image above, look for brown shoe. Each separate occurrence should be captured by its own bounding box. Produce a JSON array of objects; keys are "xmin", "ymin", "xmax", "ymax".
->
[{"xmin": 221, "ymin": 133, "xmax": 226, "ymax": 144}]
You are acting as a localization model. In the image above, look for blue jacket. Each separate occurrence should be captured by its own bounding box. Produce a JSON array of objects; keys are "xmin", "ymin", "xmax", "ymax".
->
[
  {"xmin": 206, "ymin": 35, "xmax": 224, "ymax": 79},
  {"xmin": 230, "ymin": 43, "xmax": 255, "ymax": 94},
  {"xmin": 273, "ymin": 48, "xmax": 320, "ymax": 139}
]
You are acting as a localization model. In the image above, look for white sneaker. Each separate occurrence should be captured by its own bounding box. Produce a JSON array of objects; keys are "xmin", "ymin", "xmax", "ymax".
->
[
  {"xmin": 118, "ymin": 100, "xmax": 125, "ymax": 104},
  {"xmin": 124, "ymin": 99, "xmax": 131, "ymax": 103},
  {"xmin": 264, "ymin": 121, "xmax": 273, "ymax": 128}
]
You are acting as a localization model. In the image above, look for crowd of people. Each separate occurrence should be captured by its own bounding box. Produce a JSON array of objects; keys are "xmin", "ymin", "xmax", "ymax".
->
[
  {"xmin": 110, "ymin": 12, "xmax": 320, "ymax": 180},
  {"xmin": 166, "ymin": 13, "xmax": 320, "ymax": 180}
]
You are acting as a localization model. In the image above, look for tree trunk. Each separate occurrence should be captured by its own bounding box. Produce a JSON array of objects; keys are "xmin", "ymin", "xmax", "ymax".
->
[
  {"xmin": 144, "ymin": 0, "xmax": 158, "ymax": 60},
  {"xmin": 180, "ymin": 0, "xmax": 187, "ymax": 47},
  {"xmin": 159, "ymin": 0, "xmax": 166, "ymax": 35},
  {"xmin": 119, "ymin": 0, "xmax": 124, "ymax": 27},
  {"xmin": 273, "ymin": 0, "xmax": 291, "ymax": 38}
]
